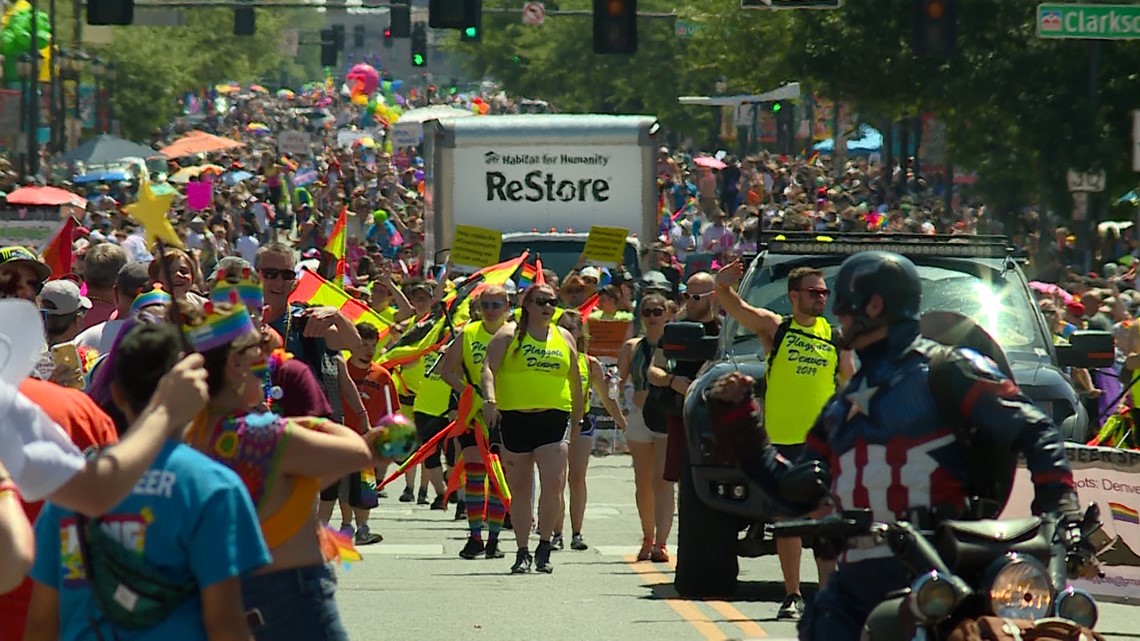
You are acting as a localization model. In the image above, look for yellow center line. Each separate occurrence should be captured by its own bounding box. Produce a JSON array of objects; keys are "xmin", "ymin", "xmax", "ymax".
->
[
  {"xmin": 625, "ymin": 555, "xmax": 728, "ymax": 641},
  {"xmin": 662, "ymin": 556, "xmax": 768, "ymax": 638}
]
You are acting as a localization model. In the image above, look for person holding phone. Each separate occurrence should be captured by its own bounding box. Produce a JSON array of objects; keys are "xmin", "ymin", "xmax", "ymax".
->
[{"xmin": 35, "ymin": 280, "xmax": 93, "ymax": 388}]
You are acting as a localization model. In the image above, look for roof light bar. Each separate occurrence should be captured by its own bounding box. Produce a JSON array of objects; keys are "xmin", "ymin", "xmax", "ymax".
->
[{"xmin": 761, "ymin": 232, "xmax": 1012, "ymax": 258}]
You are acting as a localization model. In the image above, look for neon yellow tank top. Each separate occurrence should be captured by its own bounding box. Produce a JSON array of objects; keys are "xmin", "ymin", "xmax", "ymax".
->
[
  {"xmin": 764, "ymin": 316, "xmax": 838, "ymax": 445},
  {"xmin": 495, "ymin": 327, "xmax": 573, "ymax": 412},
  {"xmin": 462, "ymin": 321, "xmax": 497, "ymax": 386},
  {"xmin": 401, "ymin": 358, "xmax": 426, "ymax": 394},
  {"xmin": 577, "ymin": 353, "xmax": 590, "ymax": 400},
  {"xmin": 413, "ymin": 350, "xmax": 452, "ymax": 417}
]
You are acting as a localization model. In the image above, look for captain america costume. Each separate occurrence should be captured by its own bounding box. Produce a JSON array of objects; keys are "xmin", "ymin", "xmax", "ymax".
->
[{"xmin": 710, "ymin": 321, "xmax": 1077, "ymax": 641}]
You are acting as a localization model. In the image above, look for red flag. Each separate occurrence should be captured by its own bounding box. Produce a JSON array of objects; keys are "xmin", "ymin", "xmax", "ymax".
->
[
  {"xmin": 40, "ymin": 217, "xmax": 77, "ymax": 278},
  {"xmin": 578, "ymin": 293, "xmax": 600, "ymax": 318},
  {"xmin": 534, "ymin": 257, "xmax": 545, "ymax": 285}
]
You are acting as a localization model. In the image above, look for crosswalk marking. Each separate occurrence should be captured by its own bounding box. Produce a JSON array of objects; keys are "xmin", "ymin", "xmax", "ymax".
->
[{"xmin": 356, "ymin": 543, "xmax": 446, "ymax": 556}]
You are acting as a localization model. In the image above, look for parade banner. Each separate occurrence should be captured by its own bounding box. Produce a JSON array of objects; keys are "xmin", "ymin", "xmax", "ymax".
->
[
  {"xmin": 449, "ymin": 224, "xmax": 502, "ymax": 271},
  {"xmin": 1002, "ymin": 444, "xmax": 1140, "ymax": 602},
  {"xmin": 582, "ymin": 225, "xmax": 627, "ymax": 267},
  {"xmin": 587, "ymin": 319, "xmax": 631, "ymax": 359}
]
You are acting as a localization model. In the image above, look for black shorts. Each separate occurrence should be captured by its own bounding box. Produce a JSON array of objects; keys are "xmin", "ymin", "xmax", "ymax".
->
[
  {"xmin": 457, "ymin": 429, "xmax": 478, "ymax": 449},
  {"xmin": 414, "ymin": 412, "xmax": 450, "ymax": 469},
  {"xmin": 320, "ymin": 472, "xmax": 368, "ymax": 508},
  {"xmin": 499, "ymin": 409, "xmax": 569, "ymax": 454}
]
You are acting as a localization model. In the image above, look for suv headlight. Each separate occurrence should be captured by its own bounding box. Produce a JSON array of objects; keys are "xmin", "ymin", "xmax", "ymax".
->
[{"xmin": 985, "ymin": 555, "xmax": 1053, "ymax": 620}]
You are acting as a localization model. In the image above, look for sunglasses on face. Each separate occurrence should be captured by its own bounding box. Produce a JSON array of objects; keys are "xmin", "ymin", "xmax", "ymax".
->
[
  {"xmin": 480, "ymin": 300, "xmax": 507, "ymax": 311},
  {"xmin": 259, "ymin": 268, "xmax": 296, "ymax": 281},
  {"xmin": 531, "ymin": 297, "xmax": 558, "ymax": 308},
  {"xmin": 684, "ymin": 291, "xmax": 712, "ymax": 301},
  {"xmin": 797, "ymin": 287, "xmax": 830, "ymax": 298},
  {"xmin": 641, "ymin": 307, "xmax": 666, "ymax": 318}
]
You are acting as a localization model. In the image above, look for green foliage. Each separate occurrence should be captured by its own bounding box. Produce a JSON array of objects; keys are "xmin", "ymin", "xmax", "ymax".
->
[{"xmin": 96, "ymin": 4, "xmax": 323, "ymax": 139}]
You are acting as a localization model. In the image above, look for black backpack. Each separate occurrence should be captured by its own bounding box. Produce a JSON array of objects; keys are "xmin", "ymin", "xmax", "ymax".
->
[{"xmin": 767, "ymin": 317, "xmax": 841, "ymax": 376}]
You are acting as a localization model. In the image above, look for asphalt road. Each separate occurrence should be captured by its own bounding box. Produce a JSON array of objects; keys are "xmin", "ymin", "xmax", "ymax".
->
[{"xmin": 335, "ymin": 454, "xmax": 1140, "ymax": 641}]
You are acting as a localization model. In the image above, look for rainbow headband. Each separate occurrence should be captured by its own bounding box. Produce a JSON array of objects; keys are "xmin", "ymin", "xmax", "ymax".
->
[
  {"xmin": 184, "ymin": 295, "xmax": 258, "ymax": 352},
  {"xmin": 130, "ymin": 284, "xmax": 173, "ymax": 315},
  {"xmin": 210, "ymin": 267, "xmax": 264, "ymax": 311}
]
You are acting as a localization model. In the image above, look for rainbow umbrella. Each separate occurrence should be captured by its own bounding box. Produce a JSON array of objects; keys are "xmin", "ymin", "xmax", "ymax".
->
[
  {"xmin": 277, "ymin": 89, "xmax": 295, "ymax": 100},
  {"xmin": 246, "ymin": 122, "xmax": 271, "ymax": 134},
  {"xmin": 249, "ymin": 84, "xmax": 268, "ymax": 94},
  {"xmin": 353, "ymin": 136, "xmax": 377, "ymax": 149}
]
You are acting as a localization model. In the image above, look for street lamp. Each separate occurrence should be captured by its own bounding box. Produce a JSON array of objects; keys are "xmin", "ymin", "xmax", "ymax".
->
[
  {"xmin": 70, "ymin": 50, "xmax": 88, "ymax": 129},
  {"xmin": 92, "ymin": 57, "xmax": 104, "ymax": 134},
  {"xmin": 15, "ymin": 53, "xmax": 30, "ymax": 174},
  {"xmin": 104, "ymin": 62, "xmax": 116, "ymax": 134}
]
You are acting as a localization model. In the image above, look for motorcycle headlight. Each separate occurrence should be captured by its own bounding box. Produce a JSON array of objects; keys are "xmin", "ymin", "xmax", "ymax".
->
[
  {"xmin": 1056, "ymin": 586, "xmax": 1098, "ymax": 628},
  {"xmin": 985, "ymin": 555, "xmax": 1053, "ymax": 620},
  {"xmin": 908, "ymin": 571, "xmax": 959, "ymax": 622}
]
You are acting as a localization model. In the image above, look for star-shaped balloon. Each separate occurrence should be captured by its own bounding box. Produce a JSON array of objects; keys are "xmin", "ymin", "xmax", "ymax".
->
[{"xmin": 125, "ymin": 178, "xmax": 182, "ymax": 248}]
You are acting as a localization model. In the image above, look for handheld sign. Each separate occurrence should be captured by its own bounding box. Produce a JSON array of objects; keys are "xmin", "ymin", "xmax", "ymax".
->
[
  {"xmin": 582, "ymin": 226, "xmax": 628, "ymax": 267},
  {"xmin": 449, "ymin": 225, "xmax": 503, "ymax": 271},
  {"xmin": 587, "ymin": 319, "xmax": 631, "ymax": 359}
]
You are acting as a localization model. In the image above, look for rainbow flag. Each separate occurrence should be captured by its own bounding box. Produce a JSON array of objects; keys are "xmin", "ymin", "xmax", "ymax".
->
[
  {"xmin": 1109, "ymin": 502, "xmax": 1140, "ymax": 525},
  {"xmin": 288, "ymin": 269, "xmax": 391, "ymax": 340},
  {"xmin": 324, "ymin": 205, "xmax": 348, "ymax": 283},
  {"xmin": 517, "ymin": 262, "xmax": 538, "ymax": 288}
]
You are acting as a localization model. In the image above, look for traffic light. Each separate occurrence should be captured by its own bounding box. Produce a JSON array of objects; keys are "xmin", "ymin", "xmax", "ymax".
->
[
  {"xmin": 87, "ymin": 0, "xmax": 133, "ymax": 25},
  {"xmin": 389, "ymin": 0, "xmax": 411, "ymax": 38},
  {"xmin": 411, "ymin": 23, "xmax": 427, "ymax": 67},
  {"xmin": 332, "ymin": 24, "xmax": 346, "ymax": 51},
  {"xmin": 233, "ymin": 7, "xmax": 255, "ymax": 35},
  {"xmin": 320, "ymin": 29, "xmax": 338, "ymax": 67},
  {"xmin": 353, "ymin": 24, "xmax": 365, "ymax": 47},
  {"xmin": 771, "ymin": 101, "xmax": 783, "ymax": 114},
  {"xmin": 593, "ymin": 0, "xmax": 637, "ymax": 55},
  {"xmin": 383, "ymin": 27, "xmax": 393, "ymax": 47},
  {"xmin": 912, "ymin": 0, "xmax": 957, "ymax": 57},
  {"xmin": 460, "ymin": 9, "xmax": 482, "ymax": 41}
]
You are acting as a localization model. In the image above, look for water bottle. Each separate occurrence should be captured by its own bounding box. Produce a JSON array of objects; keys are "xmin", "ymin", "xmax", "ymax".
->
[{"xmin": 608, "ymin": 368, "xmax": 620, "ymax": 401}]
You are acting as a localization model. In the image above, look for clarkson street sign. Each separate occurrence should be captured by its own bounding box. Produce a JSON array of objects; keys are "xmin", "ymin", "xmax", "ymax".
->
[{"xmin": 1037, "ymin": 3, "xmax": 1140, "ymax": 39}]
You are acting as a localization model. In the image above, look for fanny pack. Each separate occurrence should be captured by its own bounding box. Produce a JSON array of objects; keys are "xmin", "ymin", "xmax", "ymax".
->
[{"xmin": 76, "ymin": 514, "xmax": 198, "ymax": 631}]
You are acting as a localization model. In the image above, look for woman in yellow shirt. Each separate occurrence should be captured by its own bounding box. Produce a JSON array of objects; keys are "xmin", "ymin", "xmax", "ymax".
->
[{"xmin": 482, "ymin": 284, "xmax": 584, "ymax": 574}]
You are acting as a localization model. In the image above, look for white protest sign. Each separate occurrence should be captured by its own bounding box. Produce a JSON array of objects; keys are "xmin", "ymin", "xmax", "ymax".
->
[{"xmin": 277, "ymin": 130, "xmax": 311, "ymax": 156}]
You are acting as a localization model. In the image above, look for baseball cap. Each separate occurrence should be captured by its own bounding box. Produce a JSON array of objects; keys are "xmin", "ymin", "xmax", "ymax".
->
[
  {"xmin": 40, "ymin": 279, "xmax": 92, "ymax": 315},
  {"xmin": 0, "ymin": 246, "xmax": 51, "ymax": 282},
  {"xmin": 579, "ymin": 266, "xmax": 601, "ymax": 283},
  {"xmin": 116, "ymin": 262, "xmax": 152, "ymax": 299}
]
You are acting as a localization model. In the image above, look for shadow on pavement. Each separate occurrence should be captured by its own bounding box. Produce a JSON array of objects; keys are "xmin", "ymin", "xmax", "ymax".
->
[{"xmin": 634, "ymin": 579, "xmax": 811, "ymax": 605}]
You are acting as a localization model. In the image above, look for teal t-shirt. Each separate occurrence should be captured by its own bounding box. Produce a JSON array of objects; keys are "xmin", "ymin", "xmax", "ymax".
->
[{"xmin": 30, "ymin": 439, "xmax": 271, "ymax": 641}]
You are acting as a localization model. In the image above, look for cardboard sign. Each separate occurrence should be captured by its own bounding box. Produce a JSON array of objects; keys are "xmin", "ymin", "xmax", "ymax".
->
[
  {"xmin": 277, "ymin": 130, "xmax": 311, "ymax": 156},
  {"xmin": 587, "ymin": 319, "xmax": 631, "ymax": 358},
  {"xmin": 449, "ymin": 225, "xmax": 503, "ymax": 270},
  {"xmin": 186, "ymin": 181, "xmax": 213, "ymax": 211},
  {"xmin": 582, "ymin": 226, "xmax": 627, "ymax": 267},
  {"xmin": 1002, "ymin": 444, "xmax": 1140, "ymax": 602}
]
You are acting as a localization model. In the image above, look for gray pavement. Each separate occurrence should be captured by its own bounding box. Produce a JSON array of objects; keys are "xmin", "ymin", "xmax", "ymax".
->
[{"xmin": 335, "ymin": 455, "xmax": 1140, "ymax": 641}]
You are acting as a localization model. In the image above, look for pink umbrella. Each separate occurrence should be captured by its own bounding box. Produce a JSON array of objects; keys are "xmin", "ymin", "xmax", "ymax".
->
[
  {"xmin": 1029, "ymin": 281, "xmax": 1074, "ymax": 303},
  {"xmin": 693, "ymin": 156, "xmax": 726, "ymax": 170},
  {"xmin": 6, "ymin": 186, "xmax": 87, "ymax": 208}
]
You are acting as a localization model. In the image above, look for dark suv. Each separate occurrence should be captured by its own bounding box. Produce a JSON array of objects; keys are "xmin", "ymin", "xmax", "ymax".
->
[{"xmin": 672, "ymin": 232, "xmax": 1113, "ymax": 598}]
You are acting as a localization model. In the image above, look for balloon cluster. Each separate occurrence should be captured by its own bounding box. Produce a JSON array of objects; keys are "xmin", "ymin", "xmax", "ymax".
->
[
  {"xmin": 0, "ymin": 0, "xmax": 50, "ymax": 85},
  {"xmin": 470, "ymin": 96, "xmax": 490, "ymax": 115},
  {"xmin": 371, "ymin": 413, "xmax": 418, "ymax": 462}
]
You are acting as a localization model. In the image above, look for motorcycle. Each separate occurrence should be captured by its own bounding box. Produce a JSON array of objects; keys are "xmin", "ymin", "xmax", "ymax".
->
[{"xmin": 770, "ymin": 503, "xmax": 1109, "ymax": 641}]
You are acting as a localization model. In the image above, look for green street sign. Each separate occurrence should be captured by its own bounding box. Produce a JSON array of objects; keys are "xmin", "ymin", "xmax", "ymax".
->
[
  {"xmin": 674, "ymin": 19, "xmax": 702, "ymax": 38},
  {"xmin": 1037, "ymin": 3, "xmax": 1140, "ymax": 39}
]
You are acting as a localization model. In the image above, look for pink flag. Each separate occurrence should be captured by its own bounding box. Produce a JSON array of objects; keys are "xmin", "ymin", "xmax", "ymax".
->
[{"xmin": 186, "ymin": 181, "xmax": 213, "ymax": 211}]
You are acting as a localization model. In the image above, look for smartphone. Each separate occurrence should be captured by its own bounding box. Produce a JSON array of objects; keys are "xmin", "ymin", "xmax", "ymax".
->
[{"xmin": 52, "ymin": 343, "xmax": 83, "ymax": 388}]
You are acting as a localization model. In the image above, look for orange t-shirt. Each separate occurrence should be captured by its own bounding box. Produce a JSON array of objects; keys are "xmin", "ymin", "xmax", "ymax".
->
[
  {"xmin": 0, "ymin": 379, "xmax": 119, "ymax": 641},
  {"xmin": 342, "ymin": 361, "xmax": 399, "ymax": 431}
]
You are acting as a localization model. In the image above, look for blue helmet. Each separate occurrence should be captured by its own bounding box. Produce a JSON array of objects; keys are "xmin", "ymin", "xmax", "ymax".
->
[{"xmin": 832, "ymin": 251, "xmax": 921, "ymax": 346}]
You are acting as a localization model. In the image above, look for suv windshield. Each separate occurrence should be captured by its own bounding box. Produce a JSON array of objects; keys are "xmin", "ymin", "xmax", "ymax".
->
[{"xmin": 732, "ymin": 259, "xmax": 1051, "ymax": 361}]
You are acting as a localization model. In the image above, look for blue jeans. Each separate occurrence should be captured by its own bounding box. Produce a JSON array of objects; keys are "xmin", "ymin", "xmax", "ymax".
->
[
  {"xmin": 799, "ymin": 558, "xmax": 910, "ymax": 641},
  {"xmin": 241, "ymin": 563, "xmax": 350, "ymax": 641}
]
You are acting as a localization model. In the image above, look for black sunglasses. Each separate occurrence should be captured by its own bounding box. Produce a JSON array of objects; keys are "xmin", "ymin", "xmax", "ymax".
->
[
  {"xmin": 640, "ymin": 307, "xmax": 666, "ymax": 318},
  {"xmin": 531, "ymin": 297, "xmax": 558, "ymax": 308},
  {"xmin": 259, "ymin": 268, "xmax": 296, "ymax": 281},
  {"xmin": 480, "ymin": 300, "xmax": 507, "ymax": 310}
]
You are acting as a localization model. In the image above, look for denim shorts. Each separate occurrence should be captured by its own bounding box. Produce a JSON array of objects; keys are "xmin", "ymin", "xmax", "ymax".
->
[{"xmin": 241, "ymin": 563, "xmax": 349, "ymax": 641}]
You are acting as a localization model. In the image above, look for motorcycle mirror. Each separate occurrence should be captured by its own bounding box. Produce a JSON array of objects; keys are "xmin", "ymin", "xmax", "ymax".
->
[
  {"xmin": 1056, "ymin": 331, "xmax": 1115, "ymax": 369},
  {"xmin": 661, "ymin": 321, "xmax": 718, "ymax": 362}
]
